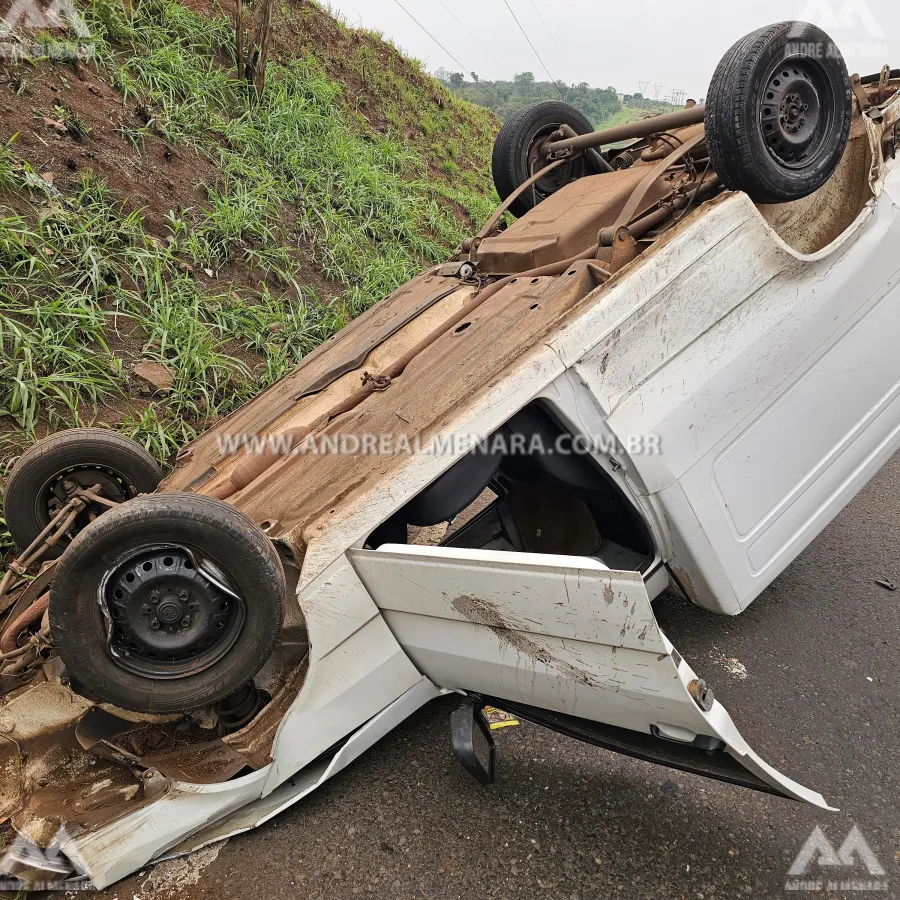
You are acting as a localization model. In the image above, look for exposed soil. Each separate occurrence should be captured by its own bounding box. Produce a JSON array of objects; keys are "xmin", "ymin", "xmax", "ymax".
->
[
  {"xmin": 0, "ymin": 0, "xmax": 494, "ymax": 248},
  {"xmin": 0, "ymin": 55, "xmax": 342, "ymax": 302},
  {"xmin": 0, "ymin": 59, "xmax": 216, "ymax": 237}
]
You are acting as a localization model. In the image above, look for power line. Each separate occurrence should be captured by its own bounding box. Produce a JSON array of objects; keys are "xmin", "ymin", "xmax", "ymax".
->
[
  {"xmin": 436, "ymin": 0, "xmax": 502, "ymax": 68},
  {"xmin": 389, "ymin": 0, "xmax": 473, "ymax": 80},
  {"xmin": 526, "ymin": 0, "xmax": 575, "ymax": 79},
  {"xmin": 501, "ymin": 0, "xmax": 566, "ymax": 100},
  {"xmin": 388, "ymin": 0, "xmax": 502, "ymax": 104}
]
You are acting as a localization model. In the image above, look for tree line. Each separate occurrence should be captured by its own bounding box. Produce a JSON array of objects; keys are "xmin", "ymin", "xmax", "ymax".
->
[
  {"xmin": 436, "ymin": 70, "xmax": 681, "ymax": 127},
  {"xmin": 437, "ymin": 70, "xmax": 621, "ymax": 126}
]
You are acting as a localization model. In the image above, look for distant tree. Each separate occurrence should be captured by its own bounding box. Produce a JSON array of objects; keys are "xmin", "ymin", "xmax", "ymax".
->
[
  {"xmin": 632, "ymin": 92, "xmax": 644, "ymax": 101},
  {"xmin": 514, "ymin": 71, "xmax": 535, "ymax": 85},
  {"xmin": 449, "ymin": 71, "xmax": 464, "ymax": 88}
]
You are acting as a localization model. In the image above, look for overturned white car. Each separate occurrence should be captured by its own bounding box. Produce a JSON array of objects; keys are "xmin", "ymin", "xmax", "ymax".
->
[{"xmin": 0, "ymin": 21, "xmax": 898, "ymax": 891}]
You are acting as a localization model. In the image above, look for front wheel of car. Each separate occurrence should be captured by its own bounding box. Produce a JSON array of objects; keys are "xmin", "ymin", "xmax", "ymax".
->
[
  {"xmin": 705, "ymin": 21, "xmax": 852, "ymax": 204},
  {"xmin": 49, "ymin": 493, "xmax": 285, "ymax": 714}
]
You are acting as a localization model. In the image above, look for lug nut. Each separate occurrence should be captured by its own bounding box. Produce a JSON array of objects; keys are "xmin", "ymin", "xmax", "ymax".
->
[
  {"xmin": 180, "ymin": 591, "xmax": 189, "ymax": 600},
  {"xmin": 150, "ymin": 619, "xmax": 160, "ymax": 629},
  {"xmin": 181, "ymin": 617, "xmax": 190, "ymax": 627}
]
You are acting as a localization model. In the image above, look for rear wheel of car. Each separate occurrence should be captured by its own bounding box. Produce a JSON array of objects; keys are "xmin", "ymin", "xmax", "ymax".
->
[
  {"xmin": 492, "ymin": 100, "xmax": 597, "ymax": 218},
  {"xmin": 705, "ymin": 21, "xmax": 852, "ymax": 203},
  {"xmin": 4, "ymin": 428, "xmax": 163, "ymax": 558},
  {"xmin": 49, "ymin": 493, "xmax": 285, "ymax": 714}
]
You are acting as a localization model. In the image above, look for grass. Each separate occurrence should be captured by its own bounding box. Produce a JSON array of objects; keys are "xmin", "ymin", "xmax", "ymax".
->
[
  {"xmin": 594, "ymin": 106, "xmax": 647, "ymax": 131},
  {"xmin": 0, "ymin": 0, "xmax": 499, "ymax": 484}
]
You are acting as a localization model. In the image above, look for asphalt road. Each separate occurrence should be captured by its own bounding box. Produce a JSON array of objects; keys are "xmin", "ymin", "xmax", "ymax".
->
[{"xmin": 97, "ymin": 456, "xmax": 899, "ymax": 900}]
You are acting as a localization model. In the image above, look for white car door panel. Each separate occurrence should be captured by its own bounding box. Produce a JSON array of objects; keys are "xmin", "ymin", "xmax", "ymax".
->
[
  {"xmin": 350, "ymin": 544, "xmax": 832, "ymax": 809},
  {"xmin": 592, "ymin": 177, "xmax": 900, "ymax": 610}
]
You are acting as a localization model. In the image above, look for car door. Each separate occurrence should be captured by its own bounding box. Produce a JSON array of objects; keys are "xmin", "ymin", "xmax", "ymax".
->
[
  {"xmin": 349, "ymin": 543, "xmax": 832, "ymax": 808},
  {"xmin": 591, "ymin": 162, "xmax": 900, "ymax": 612}
]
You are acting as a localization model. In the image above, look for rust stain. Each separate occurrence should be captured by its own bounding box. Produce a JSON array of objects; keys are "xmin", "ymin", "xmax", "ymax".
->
[{"xmin": 451, "ymin": 595, "xmax": 605, "ymax": 690}]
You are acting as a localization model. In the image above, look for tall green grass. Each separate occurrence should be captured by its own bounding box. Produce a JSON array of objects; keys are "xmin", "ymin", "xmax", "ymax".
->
[{"xmin": 90, "ymin": 0, "xmax": 494, "ymax": 312}]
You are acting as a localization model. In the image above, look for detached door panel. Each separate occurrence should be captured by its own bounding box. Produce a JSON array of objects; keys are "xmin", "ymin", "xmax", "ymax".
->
[{"xmin": 350, "ymin": 544, "xmax": 831, "ymax": 809}]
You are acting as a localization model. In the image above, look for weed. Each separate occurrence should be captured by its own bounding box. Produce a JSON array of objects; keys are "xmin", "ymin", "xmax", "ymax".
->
[{"xmin": 0, "ymin": 137, "xmax": 19, "ymax": 191}]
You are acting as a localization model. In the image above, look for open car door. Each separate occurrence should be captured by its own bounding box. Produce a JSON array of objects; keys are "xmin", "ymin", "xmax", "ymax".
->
[{"xmin": 349, "ymin": 545, "xmax": 832, "ymax": 809}]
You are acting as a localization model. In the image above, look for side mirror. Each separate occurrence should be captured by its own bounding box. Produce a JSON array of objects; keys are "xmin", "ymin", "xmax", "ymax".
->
[{"xmin": 450, "ymin": 698, "xmax": 496, "ymax": 785}]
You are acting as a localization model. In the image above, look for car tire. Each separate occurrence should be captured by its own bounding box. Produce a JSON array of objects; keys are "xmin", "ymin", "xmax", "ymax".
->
[
  {"xmin": 4, "ymin": 428, "xmax": 163, "ymax": 558},
  {"xmin": 49, "ymin": 493, "xmax": 285, "ymax": 714},
  {"xmin": 705, "ymin": 21, "xmax": 852, "ymax": 204},
  {"xmin": 492, "ymin": 100, "xmax": 596, "ymax": 218}
]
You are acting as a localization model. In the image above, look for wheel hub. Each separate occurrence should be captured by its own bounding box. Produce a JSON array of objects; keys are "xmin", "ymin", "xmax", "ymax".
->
[
  {"xmin": 156, "ymin": 595, "xmax": 184, "ymax": 625},
  {"xmin": 529, "ymin": 125, "xmax": 584, "ymax": 197},
  {"xmin": 759, "ymin": 60, "xmax": 828, "ymax": 168},
  {"xmin": 41, "ymin": 465, "xmax": 136, "ymax": 540},
  {"xmin": 104, "ymin": 547, "xmax": 244, "ymax": 679}
]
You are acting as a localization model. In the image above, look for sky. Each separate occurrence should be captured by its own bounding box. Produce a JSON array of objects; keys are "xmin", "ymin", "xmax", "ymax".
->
[{"xmin": 323, "ymin": 0, "xmax": 899, "ymax": 100}]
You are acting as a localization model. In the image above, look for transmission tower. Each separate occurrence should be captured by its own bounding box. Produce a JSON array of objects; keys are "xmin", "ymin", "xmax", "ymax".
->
[{"xmin": 652, "ymin": 82, "xmax": 663, "ymax": 100}]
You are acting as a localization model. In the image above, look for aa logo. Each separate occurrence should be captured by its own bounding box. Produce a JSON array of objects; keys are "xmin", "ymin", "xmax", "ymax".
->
[
  {"xmin": 0, "ymin": 0, "xmax": 90, "ymax": 39},
  {"xmin": 797, "ymin": 0, "xmax": 885, "ymax": 38},
  {"xmin": 789, "ymin": 825, "xmax": 886, "ymax": 876}
]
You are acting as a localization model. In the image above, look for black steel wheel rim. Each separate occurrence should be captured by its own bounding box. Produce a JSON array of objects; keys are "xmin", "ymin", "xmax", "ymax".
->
[
  {"xmin": 758, "ymin": 56, "xmax": 834, "ymax": 169},
  {"xmin": 35, "ymin": 464, "xmax": 138, "ymax": 540},
  {"xmin": 102, "ymin": 546, "xmax": 246, "ymax": 679}
]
